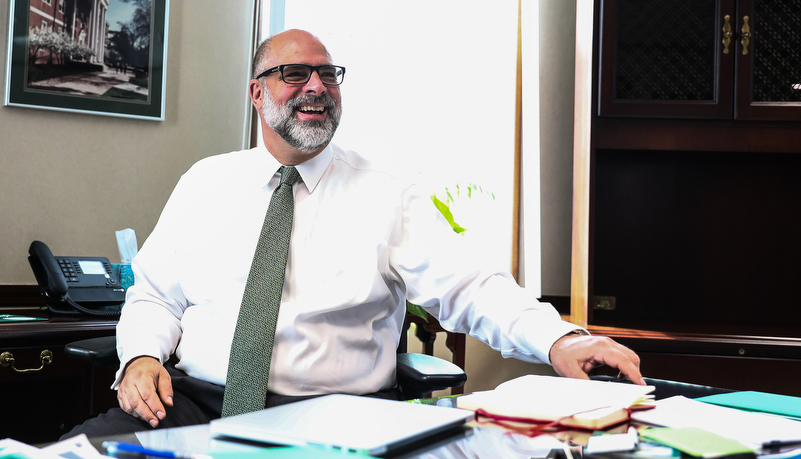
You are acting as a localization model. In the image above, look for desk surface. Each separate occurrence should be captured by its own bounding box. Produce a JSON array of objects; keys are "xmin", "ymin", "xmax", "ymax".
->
[
  {"xmin": 85, "ymin": 398, "xmax": 569, "ymax": 459},
  {"xmin": 89, "ymin": 421, "xmax": 569, "ymax": 459},
  {"xmin": 0, "ymin": 306, "xmax": 117, "ymax": 344}
]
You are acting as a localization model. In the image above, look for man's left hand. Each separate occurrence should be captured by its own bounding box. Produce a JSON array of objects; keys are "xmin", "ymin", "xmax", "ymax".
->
[{"xmin": 549, "ymin": 333, "xmax": 646, "ymax": 385}]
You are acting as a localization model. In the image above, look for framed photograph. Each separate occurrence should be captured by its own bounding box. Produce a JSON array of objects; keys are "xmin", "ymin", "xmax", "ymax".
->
[{"xmin": 4, "ymin": 0, "xmax": 169, "ymax": 121}]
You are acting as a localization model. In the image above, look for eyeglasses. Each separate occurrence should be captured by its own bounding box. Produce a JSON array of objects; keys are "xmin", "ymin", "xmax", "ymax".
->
[{"xmin": 256, "ymin": 64, "xmax": 346, "ymax": 86}]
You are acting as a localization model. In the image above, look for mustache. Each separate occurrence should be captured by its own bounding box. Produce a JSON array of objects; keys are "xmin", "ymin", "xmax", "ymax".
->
[{"xmin": 286, "ymin": 94, "xmax": 337, "ymax": 112}]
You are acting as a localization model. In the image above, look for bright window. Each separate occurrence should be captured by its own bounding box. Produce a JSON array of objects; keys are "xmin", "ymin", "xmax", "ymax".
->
[{"xmin": 260, "ymin": 1, "xmax": 538, "ymax": 292}]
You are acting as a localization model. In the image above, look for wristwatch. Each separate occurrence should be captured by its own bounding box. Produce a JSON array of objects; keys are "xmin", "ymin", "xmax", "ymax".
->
[{"xmin": 566, "ymin": 329, "xmax": 590, "ymax": 337}]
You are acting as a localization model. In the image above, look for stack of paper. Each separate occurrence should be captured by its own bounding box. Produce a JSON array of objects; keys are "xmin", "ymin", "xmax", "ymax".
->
[
  {"xmin": 631, "ymin": 396, "xmax": 801, "ymax": 449},
  {"xmin": 456, "ymin": 375, "xmax": 655, "ymax": 430}
]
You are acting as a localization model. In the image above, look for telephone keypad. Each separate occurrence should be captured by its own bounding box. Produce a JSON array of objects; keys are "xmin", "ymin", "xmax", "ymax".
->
[{"xmin": 58, "ymin": 259, "xmax": 79, "ymax": 282}]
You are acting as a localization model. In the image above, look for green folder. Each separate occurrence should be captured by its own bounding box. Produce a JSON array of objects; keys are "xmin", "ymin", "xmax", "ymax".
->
[
  {"xmin": 639, "ymin": 427, "xmax": 756, "ymax": 458},
  {"xmin": 696, "ymin": 391, "xmax": 801, "ymax": 420}
]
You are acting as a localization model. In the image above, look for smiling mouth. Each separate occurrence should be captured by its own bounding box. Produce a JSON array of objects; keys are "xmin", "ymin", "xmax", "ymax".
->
[{"xmin": 298, "ymin": 105, "xmax": 326, "ymax": 114}]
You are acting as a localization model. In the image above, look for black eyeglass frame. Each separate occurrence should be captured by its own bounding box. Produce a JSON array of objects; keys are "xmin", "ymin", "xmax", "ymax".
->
[{"xmin": 255, "ymin": 64, "xmax": 346, "ymax": 86}]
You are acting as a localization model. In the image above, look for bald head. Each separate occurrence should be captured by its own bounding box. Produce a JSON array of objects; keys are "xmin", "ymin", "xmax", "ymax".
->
[{"xmin": 252, "ymin": 29, "xmax": 331, "ymax": 79}]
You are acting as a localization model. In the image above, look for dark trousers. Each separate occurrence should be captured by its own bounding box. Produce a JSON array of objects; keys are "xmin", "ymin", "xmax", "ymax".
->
[{"xmin": 61, "ymin": 363, "xmax": 401, "ymax": 440}]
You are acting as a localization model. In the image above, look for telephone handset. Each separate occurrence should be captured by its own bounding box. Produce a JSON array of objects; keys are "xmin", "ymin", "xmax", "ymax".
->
[{"xmin": 28, "ymin": 240, "xmax": 124, "ymax": 316}]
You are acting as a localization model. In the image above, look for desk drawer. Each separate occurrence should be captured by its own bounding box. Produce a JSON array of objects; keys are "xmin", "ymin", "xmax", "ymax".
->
[
  {"xmin": 0, "ymin": 345, "xmax": 81, "ymax": 381},
  {"xmin": 0, "ymin": 307, "xmax": 118, "ymax": 443},
  {"xmin": 0, "ymin": 345, "xmax": 88, "ymax": 443}
]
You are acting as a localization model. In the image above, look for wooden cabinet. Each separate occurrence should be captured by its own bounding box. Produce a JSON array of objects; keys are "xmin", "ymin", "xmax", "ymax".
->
[
  {"xmin": 0, "ymin": 307, "xmax": 117, "ymax": 444},
  {"xmin": 571, "ymin": 0, "xmax": 801, "ymax": 396},
  {"xmin": 599, "ymin": 0, "xmax": 801, "ymax": 120}
]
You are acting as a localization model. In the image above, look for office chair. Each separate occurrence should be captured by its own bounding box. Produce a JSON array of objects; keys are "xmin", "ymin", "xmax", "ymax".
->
[
  {"xmin": 65, "ymin": 325, "xmax": 467, "ymax": 401},
  {"xmin": 68, "ymin": 339, "xmax": 731, "ymax": 403}
]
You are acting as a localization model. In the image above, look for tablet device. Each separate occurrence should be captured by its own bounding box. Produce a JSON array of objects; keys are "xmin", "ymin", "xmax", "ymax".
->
[{"xmin": 209, "ymin": 394, "xmax": 474, "ymax": 456}]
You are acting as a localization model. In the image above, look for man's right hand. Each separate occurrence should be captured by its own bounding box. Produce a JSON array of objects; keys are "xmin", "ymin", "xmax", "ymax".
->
[{"xmin": 117, "ymin": 356, "xmax": 174, "ymax": 428}]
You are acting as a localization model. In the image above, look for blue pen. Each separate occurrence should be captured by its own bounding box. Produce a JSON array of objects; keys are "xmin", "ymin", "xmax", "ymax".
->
[{"xmin": 102, "ymin": 441, "xmax": 212, "ymax": 459}]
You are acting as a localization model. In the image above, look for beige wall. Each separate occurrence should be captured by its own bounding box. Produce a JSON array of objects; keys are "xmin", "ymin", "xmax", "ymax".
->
[{"xmin": 0, "ymin": 0, "xmax": 255, "ymax": 284}]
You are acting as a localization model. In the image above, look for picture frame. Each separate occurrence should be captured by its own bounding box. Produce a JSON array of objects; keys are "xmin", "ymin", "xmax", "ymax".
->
[{"xmin": 4, "ymin": 0, "xmax": 169, "ymax": 121}]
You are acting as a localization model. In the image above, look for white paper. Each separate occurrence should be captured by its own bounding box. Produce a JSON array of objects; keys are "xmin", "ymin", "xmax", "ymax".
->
[
  {"xmin": 632, "ymin": 396, "xmax": 801, "ymax": 447},
  {"xmin": 585, "ymin": 427, "xmax": 638, "ymax": 454},
  {"xmin": 1, "ymin": 434, "xmax": 102, "ymax": 459},
  {"xmin": 41, "ymin": 434, "xmax": 106, "ymax": 459},
  {"xmin": 0, "ymin": 438, "xmax": 60, "ymax": 459}
]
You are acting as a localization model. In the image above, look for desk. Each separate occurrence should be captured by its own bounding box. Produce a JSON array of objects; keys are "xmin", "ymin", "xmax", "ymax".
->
[
  {"xmin": 87, "ymin": 418, "xmax": 568, "ymax": 459},
  {"xmin": 0, "ymin": 306, "xmax": 118, "ymax": 444},
  {"xmin": 56, "ymin": 377, "xmax": 757, "ymax": 459}
]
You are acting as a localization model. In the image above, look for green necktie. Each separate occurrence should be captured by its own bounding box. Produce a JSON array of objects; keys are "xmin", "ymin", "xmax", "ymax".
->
[{"xmin": 221, "ymin": 165, "xmax": 300, "ymax": 418}]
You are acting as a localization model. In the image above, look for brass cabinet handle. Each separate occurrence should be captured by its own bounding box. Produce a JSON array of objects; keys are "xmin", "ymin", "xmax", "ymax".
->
[
  {"xmin": 722, "ymin": 15, "xmax": 732, "ymax": 54},
  {"xmin": 741, "ymin": 16, "xmax": 751, "ymax": 55},
  {"xmin": 0, "ymin": 350, "xmax": 53, "ymax": 373}
]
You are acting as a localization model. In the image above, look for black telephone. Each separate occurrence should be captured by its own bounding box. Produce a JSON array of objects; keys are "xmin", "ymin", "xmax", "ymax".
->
[{"xmin": 28, "ymin": 240, "xmax": 124, "ymax": 316}]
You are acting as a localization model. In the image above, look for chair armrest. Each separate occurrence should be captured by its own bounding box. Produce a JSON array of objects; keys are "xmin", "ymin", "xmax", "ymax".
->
[
  {"xmin": 64, "ymin": 336, "xmax": 120, "ymax": 369},
  {"xmin": 397, "ymin": 352, "xmax": 466, "ymax": 394}
]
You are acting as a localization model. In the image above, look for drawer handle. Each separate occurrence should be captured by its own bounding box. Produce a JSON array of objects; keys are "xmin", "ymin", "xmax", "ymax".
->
[{"xmin": 0, "ymin": 350, "xmax": 53, "ymax": 373}]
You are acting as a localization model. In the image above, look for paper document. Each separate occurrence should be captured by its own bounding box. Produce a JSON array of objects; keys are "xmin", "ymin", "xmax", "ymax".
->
[
  {"xmin": 0, "ymin": 434, "xmax": 105, "ymax": 459},
  {"xmin": 631, "ymin": 396, "xmax": 801, "ymax": 447}
]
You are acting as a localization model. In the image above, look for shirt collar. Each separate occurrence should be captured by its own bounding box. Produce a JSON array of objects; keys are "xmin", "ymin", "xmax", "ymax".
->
[
  {"xmin": 294, "ymin": 145, "xmax": 332, "ymax": 194},
  {"xmin": 259, "ymin": 144, "xmax": 334, "ymax": 194}
]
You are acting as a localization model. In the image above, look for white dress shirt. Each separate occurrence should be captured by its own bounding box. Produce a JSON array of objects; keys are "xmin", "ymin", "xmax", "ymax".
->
[{"xmin": 115, "ymin": 144, "xmax": 582, "ymax": 395}]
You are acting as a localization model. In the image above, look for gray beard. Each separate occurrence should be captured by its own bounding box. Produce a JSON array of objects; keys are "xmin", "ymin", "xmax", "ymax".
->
[{"xmin": 261, "ymin": 91, "xmax": 342, "ymax": 153}]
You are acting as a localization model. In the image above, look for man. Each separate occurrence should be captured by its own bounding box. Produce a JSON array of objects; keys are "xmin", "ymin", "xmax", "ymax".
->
[{"xmin": 64, "ymin": 29, "xmax": 643, "ymax": 437}]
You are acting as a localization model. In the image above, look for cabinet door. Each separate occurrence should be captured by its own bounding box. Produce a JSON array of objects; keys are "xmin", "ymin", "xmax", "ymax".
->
[
  {"xmin": 734, "ymin": 0, "xmax": 801, "ymax": 119},
  {"xmin": 599, "ymin": 0, "xmax": 735, "ymax": 119}
]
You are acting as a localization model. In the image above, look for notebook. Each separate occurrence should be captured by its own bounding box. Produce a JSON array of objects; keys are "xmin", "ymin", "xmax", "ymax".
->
[
  {"xmin": 456, "ymin": 375, "xmax": 655, "ymax": 430},
  {"xmin": 209, "ymin": 394, "xmax": 474, "ymax": 456}
]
